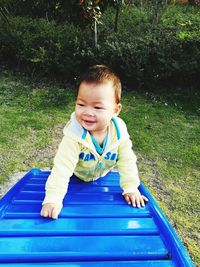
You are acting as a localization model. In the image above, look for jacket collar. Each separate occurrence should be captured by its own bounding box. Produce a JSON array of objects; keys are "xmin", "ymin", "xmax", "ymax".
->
[{"xmin": 81, "ymin": 117, "xmax": 121, "ymax": 141}]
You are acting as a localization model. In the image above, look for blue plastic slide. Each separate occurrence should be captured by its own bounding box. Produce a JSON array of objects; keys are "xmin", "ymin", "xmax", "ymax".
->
[{"xmin": 0, "ymin": 169, "xmax": 195, "ymax": 266}]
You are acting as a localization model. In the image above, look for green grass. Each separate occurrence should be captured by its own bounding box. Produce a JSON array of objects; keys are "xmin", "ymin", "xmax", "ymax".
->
[
  {"xmin": 0, "ymin": 72, "xmax": 75, "ymax": 183},
  {"xmin": 0, "ymin": 72, "xmax": 199, "ymax": 266}
]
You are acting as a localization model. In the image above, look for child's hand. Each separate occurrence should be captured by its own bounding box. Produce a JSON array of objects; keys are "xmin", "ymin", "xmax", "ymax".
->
[
  {"xmin": 40, "ymin": 203, "xmax": 63, "ymax": 219},
  {"xmin": 123, "ymin": 192, "xmax": 148, "ymax": 208}
]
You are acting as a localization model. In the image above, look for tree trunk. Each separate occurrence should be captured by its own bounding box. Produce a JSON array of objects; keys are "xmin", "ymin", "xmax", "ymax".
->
[
  {"xmin": 114, "ymin": 1, "xmax": 120, "ymax": 32},
  {"xmin": 94, "ymin": 20, "xmax": 98, "ymax": 48}
]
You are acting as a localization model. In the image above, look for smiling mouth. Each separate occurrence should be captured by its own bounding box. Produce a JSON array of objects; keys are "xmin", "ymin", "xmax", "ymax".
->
[{"xmin": 83, "ymin": 120, "xmax": 96, "ymax": 126}]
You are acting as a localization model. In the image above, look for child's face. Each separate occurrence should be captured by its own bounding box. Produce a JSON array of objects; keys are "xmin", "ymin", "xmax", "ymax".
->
[{"xmin": 75, "ymin": 81, "xmax": 121, "ymax": 136}]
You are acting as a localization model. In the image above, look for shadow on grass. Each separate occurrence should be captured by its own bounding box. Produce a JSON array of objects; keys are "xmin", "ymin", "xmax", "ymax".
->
[
  {"xmin": 0, "ymin": 71, "xmax": 76, "ymax": 112},
  {"xmin": 138, "ymin": 85, "xmax": 200, "ymax": 116}
]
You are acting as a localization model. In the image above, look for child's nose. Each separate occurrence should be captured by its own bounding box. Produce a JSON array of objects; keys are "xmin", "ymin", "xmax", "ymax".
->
[{"xmin": 84, "ymin": 107, "xmax": 94, "ymax": 116}]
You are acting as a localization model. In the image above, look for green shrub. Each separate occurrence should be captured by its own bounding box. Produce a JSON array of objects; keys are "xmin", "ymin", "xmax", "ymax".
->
[
  {"xmin": 0, "ymin": 16, "xmax": 24, "ymax": 65},
  {"xmin": 0, "ymin": 4, "xmax": 200, "ymax": 88},
  {"xmin": 0, "ymin": 17, "xmax": 90, "ymax": 79},
  {"xmin": 156, "ymin": 4, "xmax": 200, "ymax": 83}
]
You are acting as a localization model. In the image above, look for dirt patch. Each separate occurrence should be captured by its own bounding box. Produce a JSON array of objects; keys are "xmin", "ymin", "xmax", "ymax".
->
[
  {"xmin": 25, "ymin": 122, "xmax": 66, "ymax": 167},
  {"xmin": 0, "ymin": 122, "xmax": 65, "ymax": 199},
  {"xmin": 138, "ymin": 154, "xmax": 169, "ymax": 199},
  {"xmin": 0, "ymin": 171, "xmax": 26, "ymax": 198}
]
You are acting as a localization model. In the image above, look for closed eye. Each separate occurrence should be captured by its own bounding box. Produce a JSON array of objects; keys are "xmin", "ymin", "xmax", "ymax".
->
[
  {"xmin": 94, "ymin": 106, "xmax": 104, "ymax": 110},
  {"xmin": 77, "ymin": 103, "xmax": 85, "ymax": 107}
]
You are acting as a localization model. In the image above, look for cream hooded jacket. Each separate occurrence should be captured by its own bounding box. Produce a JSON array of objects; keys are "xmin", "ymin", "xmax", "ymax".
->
[{"xmin": 42, "ymin": 113, "xmax": 140, "ymax": 204}]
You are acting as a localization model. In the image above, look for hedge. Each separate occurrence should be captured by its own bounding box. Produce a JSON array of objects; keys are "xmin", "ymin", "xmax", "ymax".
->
[{"xmin": 0, "ymin": 4, "xmax": 200, "ymax": 88}]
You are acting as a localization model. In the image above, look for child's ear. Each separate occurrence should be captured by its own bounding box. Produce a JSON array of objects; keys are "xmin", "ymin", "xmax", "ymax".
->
[{"xmin": 115, "ymin": 103, "xmax": 122, "ymax": 116}]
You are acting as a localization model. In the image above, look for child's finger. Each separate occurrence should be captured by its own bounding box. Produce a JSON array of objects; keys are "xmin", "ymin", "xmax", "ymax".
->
[
  {"xmin": 124, "ymin": 194, "xmax": 131, "ymax": 204},
  {"xmin": 142, "ymin": 195, "xmax": 148, "ymax": 202},
  {"xmin": 129, "ymin": 195, "xmax": 138, "ymax": 207},
  {"xmin": 135, "ymin": 196, "xmax": 141, "ymax": 208},
  {"xmin": 41, "ymin": 207, "xmax": 49, "ymax": 218},
  {"xmin": 129, "ymin": 196, "xmax": 136, "ymax": 207},
  {"xmin": 140, "ymin": 197, "xmax": 145, "ymax": 207},
  {"xmin": 51, "ymin": 209, "xmax": 59, "ymax": 219},
  {"xmin": 138, "ymin": 195, "xmax": 149, "ymax": 207},
  {"xmin": 51, "ymin": 206, "xmax": 62, "ymax": 219}
]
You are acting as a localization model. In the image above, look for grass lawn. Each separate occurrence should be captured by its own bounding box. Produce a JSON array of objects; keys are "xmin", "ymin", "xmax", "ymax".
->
[{"xmin": 0, "ymin": 71, "xmax": 199, "ymax": 266}]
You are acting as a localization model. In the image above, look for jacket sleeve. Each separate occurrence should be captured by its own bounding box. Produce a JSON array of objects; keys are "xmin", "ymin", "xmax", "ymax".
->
[
  {"xmin": 42, "ymin": 134, "xmax": 80, "ymax": 205},
  {"xmin": 117, "ymin": 137, "xmax": 140, "ymax": 195}
]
